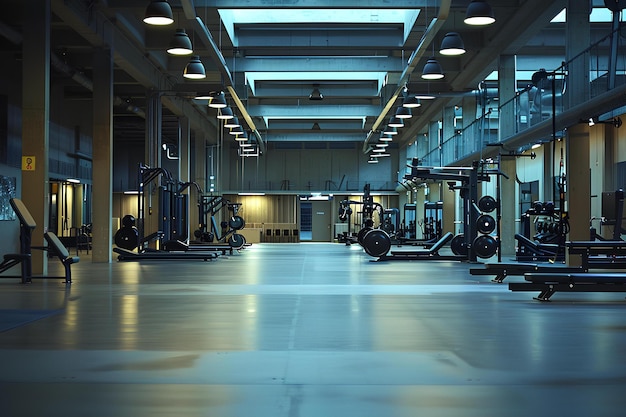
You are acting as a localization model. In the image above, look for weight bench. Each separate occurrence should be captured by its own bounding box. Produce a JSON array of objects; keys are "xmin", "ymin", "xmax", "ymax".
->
[
  {"xmin": 1, "ymin": 198, "xmax": 78, "ymax": 284},
  {"xmin": 567, "ymin": 240, "xmax": 626, "ymax": 270},
  {"xmin": 380, "ymin": 232, "xmax": 463, "ymax": 260},
  {"xmin": 43, "ymin": 232, "xmax": 79, "ymax": 283},
  {"xmin": 0, "ymin": 198, "xmax": 36, "ymax": 283},
  {"xmin": 469, "ymin": 262, "xmax": 583, "ymax": 283},
  {"xmin": 113, "ymin": 247, "xmax": 218, "ymax": 261},
  {"xmin": 509, "ymin": 272, "xmax": 626, "ymax": 301}
]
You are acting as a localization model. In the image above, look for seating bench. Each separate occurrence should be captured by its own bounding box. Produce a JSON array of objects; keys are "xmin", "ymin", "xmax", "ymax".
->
[
  {"xmin": 44, "ymin": 232, "xmax": 79, "ymax": 283},
  {"xmin": 509, "ymin": 272, "xmax": 626, "ymax": 301},
  {"xmin": 469, "ymin": 262, "xmax": 582, "ymax": 283},
  {"xmin": 382, "ymin": 232, "xmax": 464, "ymax": 260}
]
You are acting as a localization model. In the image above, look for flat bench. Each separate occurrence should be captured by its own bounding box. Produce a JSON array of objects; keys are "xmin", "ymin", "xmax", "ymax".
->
[
  {"xmin": 382, "ymin": 232, "xmax": 465, "ymax": 261},
  {"xmin": 469, "ymin": 262, "xmax": 583, "ymax": 283},
  {"xmin": 509, "ymin": 272, "xmax": 626, "ymax": 301},
  {"xmin": 114, "ymin": 247, "xmax": 218, "ymax": 261},
  {"xmin": 473, "ymin": 240, "xmax": 626, "ymax": 283}
]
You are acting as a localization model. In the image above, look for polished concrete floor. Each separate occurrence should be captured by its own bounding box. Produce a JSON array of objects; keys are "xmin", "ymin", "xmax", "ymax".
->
[{"xmin": 1, "ymin": 242, "xmax": 626, "ymax": 416}]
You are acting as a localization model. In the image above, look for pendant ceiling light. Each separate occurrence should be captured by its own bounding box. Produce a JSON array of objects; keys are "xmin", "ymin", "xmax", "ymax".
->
[
  {"xmin": 183, "ymin": 56, "xmax": 206, "ymax": 79},
  {"xmin": 309, "ymin": 87, "xmax": 324, "ymax": 101},
  {"xmin": 383, "ymin": 125, "xmax": 398, "ymax": 135},
  {"xmin": 217, "ymin": 107, "xmax": 234, "ymax": 120},
  {"xmin": 421, "ymin": 57, "xmax": 444, "ymax": 80},
  {"xmin": 402, "ymin": 95, "xmax": 421, "ymax": 108},
  {"xmin": 379, "ymin": 133, "xmax": 393, "ymax": 142},
  {"xmin": 464, "ymin": 0, "xmax": 496, "ymax": 26},
  {"xmin": 224, "ymin": 116, "xmax": 240, "ymax": 129},
  {"xmin": 143, "ymin": 0, "xmax": 174, "ymax": 25},
  {"xmin": 167, "ymin": 29, "xmax": 193, "ymax": 55},
  {"xmin": 229, "ymin": 126, "xmax": 244, "ymax": 135},
  {"xmin": 208, "ymin": 92, "xmax": 228, "ymax": 109},
  {"xmin": 439, "ymin": 32, "xmax": 466, "ymax": 56},
  {"xmin": 395, "ymin": 106, "xmax": 413, "ymax": 119},
  {"xmin": 388, "ymin": 117, "xmax": 404, "ymax": 128}
]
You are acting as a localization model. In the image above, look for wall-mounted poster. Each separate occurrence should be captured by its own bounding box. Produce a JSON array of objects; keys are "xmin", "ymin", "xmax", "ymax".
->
[{"xmin": 0, "ymin": 176, "xmax": 16, "ymax": 220}]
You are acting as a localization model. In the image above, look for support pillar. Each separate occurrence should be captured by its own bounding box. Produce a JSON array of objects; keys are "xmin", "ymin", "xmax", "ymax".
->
[
  {"xmin": 92, "ymin": 47, "xmax": 114, "ymax": 262},
  {"xmin": 179, "ymin": 117, "xmax": 192, "ymax": 239},
  {"xmin": 498, "ymin": 54, "xmax": 517, "ymax": 257},
  {"xmin": 566, "ymin": 124, "xmax": 590, "ymax": 265},
  {"xmin": 21, "ymin": 0, "xmax": 51, "ymax": 274}
]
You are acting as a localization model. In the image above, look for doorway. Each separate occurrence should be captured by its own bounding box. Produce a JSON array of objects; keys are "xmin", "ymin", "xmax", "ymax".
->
[{"xmin": 299, "ymin": 200, "xmax": 332, "ymax": 242}]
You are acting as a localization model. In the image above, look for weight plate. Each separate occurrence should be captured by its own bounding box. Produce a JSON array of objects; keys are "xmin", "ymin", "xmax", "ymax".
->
[
  {"xmin": 473, "ymin": 235, "xmax": 497, "ymax": 259},
  {"xmin": 228, "ymin": 215, "xmax": 246, "ymax": 230},
  {"xmin": 450, "ymin": 234, "xmax": 467, "ymax": 256},
  {"xmin": 476, "ymin": 214, "xmax": 496, "ymax": 234},
  {"xmin": 362, "ymin": 229, "xmax": 392, "ymax": 258},
  {"xmin": 228, "ymin": 233, "xmax": 246, "ymax": 249},
  {"xmin": 114, "ymin": 226, "xmax": 139, "ymax": 250},
  {"xmin": 478, "ymin": 195, "xmax": 497, "ymax": 213},
  {"xmin": 357, "ymin": 227, "xmax": 372, "ymax": 247}
]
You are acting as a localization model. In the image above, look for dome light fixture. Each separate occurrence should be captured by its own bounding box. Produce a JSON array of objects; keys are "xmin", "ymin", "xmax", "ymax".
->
[
  {"xmin": 224, "ymin": 116, "xmax": 240, "ymax": 129},
  {"xmin": 439, "ymin": 32, "xmax": 466, "ymax": 56},
  {"xmin": 383, "ymin": 125, "xmax": 398, "ymax": 135},
  {"xmin": 464, "ymin": 0, "xmax": 496, "ymax": 26},
  {"xmin": 421, "ymin": 57, "xmax": 445, "ymax": 80},
  {"xmin": 183, "ymin": 56, "xmax": 206, "ymax": 79},
  {"xmin": 143, "ymin": 0, "xmax": 174, "ymax": 25},
  {"xmin": 402, "ymin": 95, "xmax": 422, "ymax": 108},
  {"xmin": 208, "ymin": 92, "xmax": 228, "ymax": 109},
  {"xmin": 167, "ymin": 29, "xmax": 193, "ymax": 55},
  {"xmin": 395, "ymin": 106, "xmax": 413, "ymax": 119},
  {"xmin": 388, "ymin": 117, "xmax": 405, "ymax": 128},
  {"xmin": 217, "ymin": 107, "xmax": 234, "ymax": 120}
]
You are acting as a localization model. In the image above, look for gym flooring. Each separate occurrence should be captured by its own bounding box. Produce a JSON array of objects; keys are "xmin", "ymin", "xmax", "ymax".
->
[{"xmin": 0, "ymin": 242, "xmax": 625, "ymax": 416}]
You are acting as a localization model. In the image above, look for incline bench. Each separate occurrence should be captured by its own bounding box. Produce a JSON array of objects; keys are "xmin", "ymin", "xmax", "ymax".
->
[
  {"xmin": 508, "ymin": 240, "xmax": 626, "ymax": 301},
  {"xmin": 0, "ymin": 198, "xmax": 77, "ymax": 284},
  {"xmin": 43, "ymin": 232, "xmax": 79, "ymax": 283}
]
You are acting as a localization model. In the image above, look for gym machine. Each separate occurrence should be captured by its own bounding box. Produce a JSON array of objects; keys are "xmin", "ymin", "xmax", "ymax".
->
[
  {"xmin": 113, "ymin": 165, "xmax": 222, "ymax": 260},
  {"xmin": 360, "ymin": 159, "xmax": 501, "ymax": 261},
  {"xmin": 191, "ymin": 196, "xmax": 247, "ymax": 250}
]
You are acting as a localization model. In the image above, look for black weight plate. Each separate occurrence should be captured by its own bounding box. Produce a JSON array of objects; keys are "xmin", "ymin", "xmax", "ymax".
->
[
  {"xmin": 114, "ymin": 226, "xmax": 139, "ymax": 250},
  {"xmin": 362, "ymin": 229, "xmax": 391, "ymax": 258},
  {"xmin": 357, "ymin": 227, "xmax": 372, "ymax": 246},
  {"xmin": 450, "ymin": 234, "xmax": 467, "ymax": 256},
  {"xmin": 229, "ymin": 215, "xmax": 246, "ymax": 230},
  {"xmin": 121, "ymin": 214, "xmax": 136, "ymax": 228},
  {"xmin": 228, "ymin": 233, "xmax": 246, "ymax": 249},
  {"xmin": 478, "ymin": 195, "xmax": 497, "ymax": 213},
  {"xmin": 473, "ymin": 235, "xmax": 497, "ymax": 259},
  {"xmin": 476, "ymin": 214, "xmax": 496, "ymax": 234}
]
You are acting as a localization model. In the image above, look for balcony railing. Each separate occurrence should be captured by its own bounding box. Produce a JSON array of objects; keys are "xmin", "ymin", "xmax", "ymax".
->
[{"xmin": 418, "ymin": 27, "xmax": 626, "ymax": 167}]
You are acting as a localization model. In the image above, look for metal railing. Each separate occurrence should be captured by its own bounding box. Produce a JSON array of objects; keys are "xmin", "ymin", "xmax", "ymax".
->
[{"xmin": 418, "ymin": 27, "xmax": 626, "ymax": 167}]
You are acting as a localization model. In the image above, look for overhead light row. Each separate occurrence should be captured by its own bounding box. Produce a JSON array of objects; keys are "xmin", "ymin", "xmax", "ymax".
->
[
  {"xmin": 143, "ymin": 0, "xmax": 208, "ymax": 79},
  {"xmin": 421, "ymin": 1, "xmax": 495, "ymax": 80}
]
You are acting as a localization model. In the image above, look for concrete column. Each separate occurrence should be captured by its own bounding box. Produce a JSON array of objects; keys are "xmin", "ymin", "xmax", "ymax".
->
[
  {"xmin": 498, "ymin": 54, "xmax": 517, "ymax": 256},
  {"xmin": 566, "ymin": 0, "xmax": 591, "ymax": 107},
  {"xmin": 21, "ymin": 0, "xmax": 51, "ymax": 274},
  {"xmin": 91, "ymin": 47, "xmax": 114, "ymax": 263},
  {"xmin": 442, "ymin": 183, "xmax": 455, "ymax": 236},
  {"xmin": 179, "ymin": 117, "xmax": 192, "ymax": 239},
  {"xmin": 566, "ymin": 124, "xmax": 590, "ymax": 266}
]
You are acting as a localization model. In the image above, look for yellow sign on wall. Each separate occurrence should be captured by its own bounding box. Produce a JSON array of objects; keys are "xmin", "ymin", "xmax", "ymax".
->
[{"xmin": 22, "ymin": 156, "xmax": 36, "ymax": 171}]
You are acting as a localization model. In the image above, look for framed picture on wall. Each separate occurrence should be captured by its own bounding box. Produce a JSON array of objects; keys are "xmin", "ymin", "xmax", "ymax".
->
[{"xmin": 0, "ymin": 175, "xmax": 16, "ymax": 221}]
